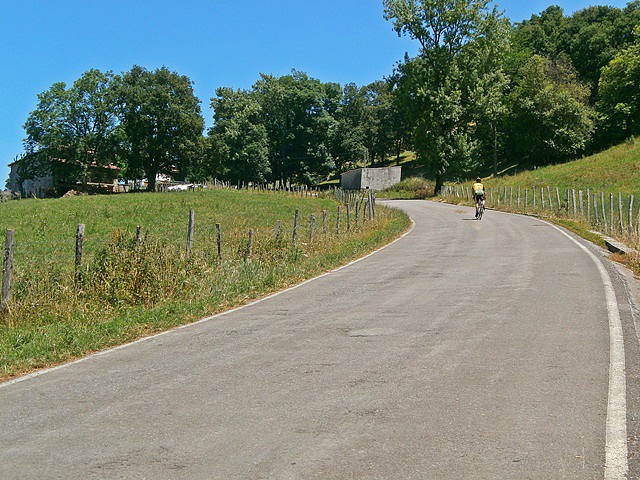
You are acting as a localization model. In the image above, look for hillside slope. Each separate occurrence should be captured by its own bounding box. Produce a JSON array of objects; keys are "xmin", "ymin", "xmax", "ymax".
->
[{"xmin": 484, "ymin": 142, "xmax": 640, "ymax": 195}]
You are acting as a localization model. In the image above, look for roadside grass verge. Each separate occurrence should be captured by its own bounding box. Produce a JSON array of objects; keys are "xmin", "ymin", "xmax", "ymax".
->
[{"xmin": 0, "ymin": 189, "xmax": 410, "ymax": 380}]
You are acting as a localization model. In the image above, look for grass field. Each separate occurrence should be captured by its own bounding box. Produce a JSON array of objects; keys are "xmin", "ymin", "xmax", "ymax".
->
[{"xmin": 0, "ymin": 189, "xmax": 410, "ymax": 380}]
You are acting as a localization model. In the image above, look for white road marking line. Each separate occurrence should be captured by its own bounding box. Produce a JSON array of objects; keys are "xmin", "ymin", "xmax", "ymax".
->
[
  {"xmin": 0, "ymin": 218, "xmax": 416, "ymax": 389},
  {"xmin": 545, "ymin": 222, "xmax": 628, "ymax": 479}
]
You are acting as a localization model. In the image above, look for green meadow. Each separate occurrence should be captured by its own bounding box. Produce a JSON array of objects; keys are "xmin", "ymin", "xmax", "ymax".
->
[{"xmin": 0, "ymin": 189, "xmax": 410, "ymax": 380}]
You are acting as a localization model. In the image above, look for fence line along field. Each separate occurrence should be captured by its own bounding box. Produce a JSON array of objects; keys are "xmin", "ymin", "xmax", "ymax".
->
[
  {"xmin": 442, "ymin": 183, "xmax": 640, "ymax": 244},
  {"xmin": 437, "ymin": 142, "xmax": 640, "ymax": 265},
  {"xmin": 0, "ymin": 188, "xmax": 409, "ymax": 380}
]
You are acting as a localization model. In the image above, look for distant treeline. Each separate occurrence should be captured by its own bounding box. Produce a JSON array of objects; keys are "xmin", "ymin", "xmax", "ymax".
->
[{"xmin": 16, "ymin": 1, "xmax": 640, "ymax": 192}]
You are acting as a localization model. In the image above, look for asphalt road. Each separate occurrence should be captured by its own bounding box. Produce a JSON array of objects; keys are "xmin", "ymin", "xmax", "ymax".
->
[{"xmin": 2, "ymin": 200, "xmax": 640, "ymax": 479}]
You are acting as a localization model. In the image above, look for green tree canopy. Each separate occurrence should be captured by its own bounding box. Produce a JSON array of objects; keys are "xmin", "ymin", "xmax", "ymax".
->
[
  {"xmin": 22, "ymin": 69, "xmax": 120, "ymax": 187},
  {"xmin": 507, "ymin": 55, "xmax": 595, "ymax": 165},
  {"xmin": 332, "ymin": 83, "xmax": 368, "ymax": 173},
  {"xmin": 512, "ymin": 2, "xmax": 640, "ymax": 101},
  {"xmin": 253, "ymin": 71, "xmax": 338, "ymax": 185},
  {"xmin": 511, "ymin": 6, "xmax": 567, "ymax": 59},
  {"xmin": 384, "ymin": 0, "xmax": 504, "ymax": 191},
  {"xmin": 208, "ymin": 87, "xmax": 270, "ymax": 183},
  {"xmin": 361, "ymin": 79, "xmax": 409, "ymax": 165},
  {"xmin": 116, "ymin": 65, "xmax": 204, "ymax": 190},
  {"xmin": 598, "ymin": 26, "xmax": 640, "ymax": 143}
]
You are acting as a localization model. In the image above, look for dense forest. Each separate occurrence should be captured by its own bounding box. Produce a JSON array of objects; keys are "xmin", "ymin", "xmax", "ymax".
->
[{"xmin": 16, "ymin": 0, "xmax": 640, "ymax": 193}]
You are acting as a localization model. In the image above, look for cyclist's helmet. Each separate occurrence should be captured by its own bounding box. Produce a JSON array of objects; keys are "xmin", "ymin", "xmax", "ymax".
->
[{"xmin": 476, "ymin": 177, "xmax": 482, "ymax": 182}]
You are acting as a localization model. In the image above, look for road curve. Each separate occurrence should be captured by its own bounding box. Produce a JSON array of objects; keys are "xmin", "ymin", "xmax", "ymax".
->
[{"xmin": 1, "ymin": 200, "xmax": 638, "ymax": 479}]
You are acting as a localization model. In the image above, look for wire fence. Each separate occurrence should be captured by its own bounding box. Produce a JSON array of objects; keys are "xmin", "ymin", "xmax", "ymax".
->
[
  {"xmin": 441, "ymin": 184, "xmax": 640, "ymax": 248},
  {"xmin": 0, "ymin": 188, "xmax": 377, "ymax": 317}
]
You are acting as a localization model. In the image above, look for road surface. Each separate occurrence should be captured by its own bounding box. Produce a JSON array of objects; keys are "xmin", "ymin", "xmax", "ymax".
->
[{"xmin": 2, "ymin": 200, "xmax": 640, "ymax": 479}]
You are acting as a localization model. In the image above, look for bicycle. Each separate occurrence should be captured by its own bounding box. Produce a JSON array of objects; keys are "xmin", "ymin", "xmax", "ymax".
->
[{"xmin": 476, "ymin": 199, "xmax": 485, "ymax": 220}]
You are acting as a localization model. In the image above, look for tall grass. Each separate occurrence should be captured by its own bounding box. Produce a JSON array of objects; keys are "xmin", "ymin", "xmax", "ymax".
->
[{"xmin": 0, "ymin": 189, "xmax": 410, "ymax": 379}]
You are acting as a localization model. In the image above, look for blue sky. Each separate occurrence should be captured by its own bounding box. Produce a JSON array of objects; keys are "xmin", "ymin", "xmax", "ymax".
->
[{"xmin": 0, "ymin": 0, "xmax": 634, "ymax": 185}]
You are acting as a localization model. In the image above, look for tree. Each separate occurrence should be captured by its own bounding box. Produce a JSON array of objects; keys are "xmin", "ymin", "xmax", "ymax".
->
[
  {"xmin": 598, "ymin": 26, "xmax": 640, "ymax": 143},
  {"xmin": 253, "ymin": 71, "xmax": 337, "ymax": 185},
  {"xmin": 384, "ymin": 0, "xmax": 502, "ymax": 192},
  {"xmin": 560, "ymin": 5, "xmax": 625, "ymax": 97},
  {"xmin": 116, "ymin": 66, "xmax": 204, "ymax": 191},
  {"xmin": 507, "ymin": 55, "xmax": 595, "ymax": 165},
  {"xmin": 332, "ymin": 83, "xmax": 367, "ymax": 173},
  {"xmin": 511, "ymin": 6, "xmax": 567, "ymax": 60},
  {"xmin": 512, "ymin": 3, "xmax": 640, "ymax": 103},
  {"xmin": 466, "ymin": 7, "xmax": 511, "ymax": 175},
  {"xmin": 208, "ymin": 87, "xmax": 270, "ymax": 183},
  {"xmin": 361, "ymin": 80, "xmax": 409, "ymax": 165},
  {"xmin": 22, "ymin": 69, "xmax": 120, "ymax": 189}
]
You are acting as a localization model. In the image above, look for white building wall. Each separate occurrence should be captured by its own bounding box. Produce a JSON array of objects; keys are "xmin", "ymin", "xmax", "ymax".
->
[{"xmin": 9, "ymin": 163, "xmax": 55, "ymax": 198}]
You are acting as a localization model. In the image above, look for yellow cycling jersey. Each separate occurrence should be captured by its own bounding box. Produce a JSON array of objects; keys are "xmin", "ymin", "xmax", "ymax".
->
[{"xmin": 473, "ymin": 182, "xmax": 484, "ymax": 195}]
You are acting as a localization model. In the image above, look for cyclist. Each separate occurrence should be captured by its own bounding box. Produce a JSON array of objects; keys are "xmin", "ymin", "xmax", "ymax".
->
[{"xmin": 472, "ymin": 177, "xmax": 485, "ymax": 219}]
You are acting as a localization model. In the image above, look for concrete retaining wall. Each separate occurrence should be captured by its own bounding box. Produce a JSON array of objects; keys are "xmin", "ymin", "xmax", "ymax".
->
[{"xmin": 340, "ymin": 167, "xmax": 401, "ymax": 191}]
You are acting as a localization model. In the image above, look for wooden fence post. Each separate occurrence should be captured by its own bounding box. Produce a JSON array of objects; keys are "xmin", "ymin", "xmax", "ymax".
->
[
  {"xmin": 310, "ymin": 214, "xmax": 315, "ymax": 241},
  {"xmin": 274, "ymin": 220, "xmax": 281, "ymax": 240},
  {"xmin": 610, "ymin": 193, "xmax": 614, "ymax": 234},
  {"xmin": 525, "ymin": 189, "xmax": 528, "ymax": 209},
  {"xmin": 292, "ymin": 209, "xmax": 299, "ymax": 245},
  {"xmin": 586, "ymin": 189, "xmax": 591, "ymax": 222},
  {"xmin": 602, "ymin": 192, "xmax": 608, "ymax": 232},
  {"xmin": 1, "ymin": 229, "xmax": 14, "ymax": 311},
  {"xmin": 517, "ymin": 186, "xmax": 521, "ymax": 208},
  {"xmin": 556, "ymin": 187, "xmax": 561, "ymax": 212},
  {"xmin": 629, "ymin": 195, "xmax": 635, "ymax": 233},
  {"xmin": 246, "ymin": 229, "xmax": 253, "ymax": 259},
  {"xmin": 322, "ymin": 210, "xmax": 327, "ymax": 234},
  {"xmin": 579, "ymin": 190, "xmax": 584, "ymax": 218},
  {"xmin": 541, "ymin": 188, "xmax": 545, "ymax": 209},
  {"xmin": 572, "ymin": 189, "xmax": 577, "ymax": 217},
  {"xmin": 187, "ymin": 210, "xmax": 195, "ymax": 253},
  {"xmin": 594, "ymin": 195, "xmax": 599, "ymax": 227},
  {"xmin": 75, "ymin": 224, "xmax": 85, "ymax": 282},
  {"xmin": 216, "ymin": 223, "xmax": 222, "ymax": 263},
  {"xmin": 367, "ymin": 191, "xmax": 373, "ymax": 221},
  {"xmin": 637, "ymin": 208, "xmax": 640, "ymax": 245},
  {"xmin": 619, "ymin": 192, "xmax": 624, "ymax": 232},
  {"xmin": 372, "ymin": 193, "xmax": 376, "ymax": 219},
  {"xmin": 346, "ymin": 204, "xmax": 351, "ymax": 232},
  {"xmin": 337, "ymin": 205, "xmax": 341, "ymax": 234}
]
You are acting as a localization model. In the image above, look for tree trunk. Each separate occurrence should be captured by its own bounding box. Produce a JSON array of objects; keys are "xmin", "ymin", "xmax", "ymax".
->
[
  {"xmin": 492, "ymin": 122, "xmax": 498, "ymax": 177},
  {"xmin": 147, "ymin": 171, "xmax": 157, "ymax": 192},
  {"xmin": 434, "ymin": 174, "xmax": 443, "ymax": 196}
]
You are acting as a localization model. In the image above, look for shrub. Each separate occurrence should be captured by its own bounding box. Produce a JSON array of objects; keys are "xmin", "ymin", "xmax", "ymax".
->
[{"xmin": 378, "ymin": 177, "xmax": 434, "ymax": 199}]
